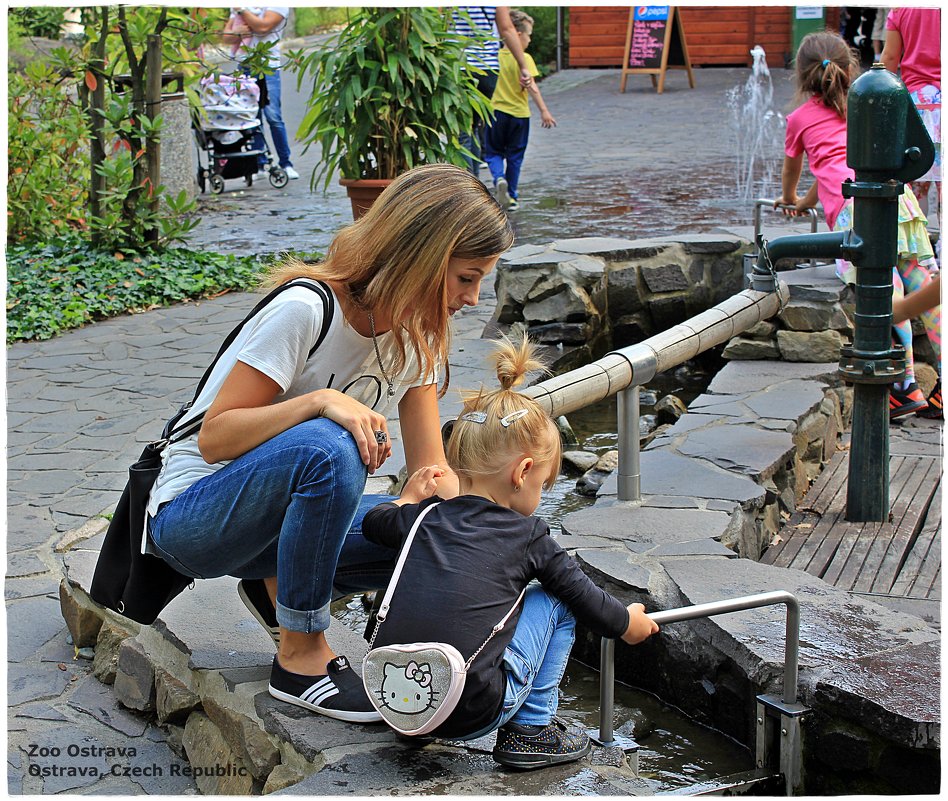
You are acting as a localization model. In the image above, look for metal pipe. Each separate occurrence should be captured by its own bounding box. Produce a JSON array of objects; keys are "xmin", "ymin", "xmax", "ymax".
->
[
  {"xmin": 649, "ymin": 591, "xmax": 800, "ymax": 705},
  {"xmin": 617, "ymin": 385, "xmax": 641, "ymax": 502},
  {"xmin": 525, "ymin": 287, "xmax": 788, "ymax": 419},
  {"xmin": 598, "ymin": 591, "xmax": 801, "ymax": 743},
  {"xmin": 555, "ymin": 7, "xmax": 564, "ymax": 73},
  {"xmin": 599, "ymin": 638, "xmax": 615, "ymax": 743}
]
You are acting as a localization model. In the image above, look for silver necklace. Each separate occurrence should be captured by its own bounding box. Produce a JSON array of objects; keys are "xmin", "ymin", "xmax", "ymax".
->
[{"xmin": 367, "ymin": 311, "xmax": 396, "ymax": 398}]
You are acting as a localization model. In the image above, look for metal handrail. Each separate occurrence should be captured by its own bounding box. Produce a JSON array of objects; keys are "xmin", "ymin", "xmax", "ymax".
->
[
  {"xmin": 752, "ymin": 198, "xmax": 819, "ymax": 244},
  {"xmin": 597, "ymin": 591, "xmax": 801, "ymax": 745}
]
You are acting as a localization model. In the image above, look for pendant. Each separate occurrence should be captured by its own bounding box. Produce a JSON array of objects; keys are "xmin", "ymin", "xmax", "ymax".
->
[{"xmin": 387, "ymin": 383, "xmax": 396, "ymax": 398}]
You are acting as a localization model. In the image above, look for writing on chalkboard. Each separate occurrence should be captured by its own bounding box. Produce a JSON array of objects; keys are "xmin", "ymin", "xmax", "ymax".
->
[
  {"xmin": 629, "ymin": 6, "xmax": 670, "ymax": 70},
  {"xmin": 620, "ymin": 5, "xmax": 695, "ymax": 94}
]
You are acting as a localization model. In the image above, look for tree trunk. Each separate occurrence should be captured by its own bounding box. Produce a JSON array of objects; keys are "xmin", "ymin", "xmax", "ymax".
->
[
  {"xmin": 144, "ymin": 34, "xmax": 163, "ymax": 245},
  {"xmin": 87, "ymin": 8, "xmax": 109, "ymax": 247}
]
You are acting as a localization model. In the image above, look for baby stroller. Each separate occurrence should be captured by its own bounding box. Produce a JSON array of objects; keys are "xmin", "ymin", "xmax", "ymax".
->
[{"xmin": 193, "ymin": 73, "xmax": 289, "ymax": 193}]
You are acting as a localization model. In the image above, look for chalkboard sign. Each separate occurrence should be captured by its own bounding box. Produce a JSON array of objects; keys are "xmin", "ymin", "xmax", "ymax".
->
[
  {"xmin": 628, "ymin": 6, "xmax": 669, "ymax": 69},
  {"xmin": 621, "ymin": 6, "xmax": 695, "ymax": 94}
]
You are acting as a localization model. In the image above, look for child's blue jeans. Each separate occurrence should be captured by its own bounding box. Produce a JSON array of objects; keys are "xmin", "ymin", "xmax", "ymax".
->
[
  {"xmin": 148, "ymin": 418, "xmax": 398, "ymax": 634},
  {"xmin": 457, "ymin": 584, "xmax": 576, "ymax": 739},
  {"xmin": 484, "ymin": 109, "xmax": 530, "ymax": 199}
]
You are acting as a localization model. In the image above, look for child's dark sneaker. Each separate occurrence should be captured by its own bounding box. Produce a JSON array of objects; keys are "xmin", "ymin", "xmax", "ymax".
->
[
  {"xmin": 492, "ymin": 718, "xmax": 591, "ymax": 769},
  {"xmin": 917, "ymin": 379, "xmax": 943, "ymax": 419},
  {"xmin": 890, "ymin": 382, "xmax": 928, "ymax": 419},
  {"xmin": 238, "ymin": 579, "xmax": 280, "ymax": 645},
  {"xmin": 495, "ymin": 177, "xmax": 511, "ymax": 208},
  {"xmin": 268, "ymin": 655, "xmax": 382, "ymax": 723}
]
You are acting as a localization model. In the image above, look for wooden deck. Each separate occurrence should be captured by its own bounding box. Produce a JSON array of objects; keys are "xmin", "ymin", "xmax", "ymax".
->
[{"xmin": 762, "ymin": 446, "xmax": 941, "ymax": 613}]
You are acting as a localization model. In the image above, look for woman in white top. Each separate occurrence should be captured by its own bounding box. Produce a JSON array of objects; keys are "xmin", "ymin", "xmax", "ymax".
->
[{"xmin": 147, "ymin": 164, "xmax": 514, "ymax": 722}]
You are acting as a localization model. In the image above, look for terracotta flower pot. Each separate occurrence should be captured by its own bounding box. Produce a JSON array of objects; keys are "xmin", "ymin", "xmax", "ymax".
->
[{"xmin": 339, "ymin": 177, "xmax": 393, "ymax": 219}]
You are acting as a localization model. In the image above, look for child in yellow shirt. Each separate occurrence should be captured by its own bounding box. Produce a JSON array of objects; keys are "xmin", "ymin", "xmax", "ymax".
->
[{"xmin": 485, "ymin": 11, "xmax": 557, "ymax": 211}]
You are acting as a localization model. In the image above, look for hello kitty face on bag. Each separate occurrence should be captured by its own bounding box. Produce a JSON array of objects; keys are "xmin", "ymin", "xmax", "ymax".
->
[{"xmin": 378, "ymin": 660, "xmax": 438, "ymax": 715}]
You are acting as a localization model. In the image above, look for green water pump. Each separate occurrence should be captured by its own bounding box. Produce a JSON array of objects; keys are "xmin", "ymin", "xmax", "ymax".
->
[{"xmin": 751, "ymin": 64, "xmax": 934, "ymax": 522}]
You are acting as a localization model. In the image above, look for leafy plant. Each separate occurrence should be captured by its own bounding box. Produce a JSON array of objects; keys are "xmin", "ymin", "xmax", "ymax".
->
[
  {"xmin": 7, "ymin": 49, "xmax": 90, "ymax": 243},
  {"xmin": 291, "ymin": 7, "xmax": 493, "ymax": 188},
  {"xmin": 6, "ymin": 237, "xmax": 266, "ymax": 343},
  {"xmin": 295, "ymin": 7, "xmax": 360, "ymax": 36},
  {"xmin": 521, "ymin": 7, "xmax": 567, "ymax": 72},
  {"xmin": 9, "ymin": 6, "xmax": 66, "ymax": 40}
]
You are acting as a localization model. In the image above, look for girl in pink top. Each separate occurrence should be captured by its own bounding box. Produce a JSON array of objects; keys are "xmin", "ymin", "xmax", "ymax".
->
[
  {"xmin": 777, "ymin": 32, "xmax": 941, "ymax": 419},
  {"xmin": 882, "ymin": 8, "xmax": 940, "ymax": 220}
]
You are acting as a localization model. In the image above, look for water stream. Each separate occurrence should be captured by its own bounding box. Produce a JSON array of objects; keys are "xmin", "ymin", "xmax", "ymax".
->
[{"xmin": 727, "ymin": 46, "xmax": 785, "ymax": 202}]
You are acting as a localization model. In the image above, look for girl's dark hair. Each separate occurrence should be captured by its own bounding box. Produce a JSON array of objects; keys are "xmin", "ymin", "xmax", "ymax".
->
[{"xmin": 794, "ymin": 31, "xmax": 859, "ymax": 118}]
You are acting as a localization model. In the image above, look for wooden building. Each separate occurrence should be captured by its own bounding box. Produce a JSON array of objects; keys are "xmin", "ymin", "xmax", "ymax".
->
[{"xmin": 569, "ymin": 6, "xmax": 841, "ymax": 69}]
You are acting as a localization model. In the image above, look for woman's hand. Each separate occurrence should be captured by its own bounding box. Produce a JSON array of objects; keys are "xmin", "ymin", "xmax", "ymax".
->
[
  {"xmin": 314, "ymin": 389, "xmax": 392, "ymax": 474},
  {"xmin": 620, "ymin": 603, "xmax": 660, "ymax": 645},
  {"xmin": 198, "ymin": 362, "xmax": 390, "ymax": 472},
  {"xmin": 399, "ymin": 465, "xmax": 445, "ymax": 504}
]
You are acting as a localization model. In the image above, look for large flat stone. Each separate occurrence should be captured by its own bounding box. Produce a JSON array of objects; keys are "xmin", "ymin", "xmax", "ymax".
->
[
  {"xmin": 600, "ymin": 450, "xmax": 765, "ymax": 505},
  {"xmin": 6, "ymin": 596, "xmax": 69, "ymax": 662},
  {"xmin": 7, "ymin": 663, "xmax": 71, "ymax": 707},
  {"xmin": 743, "ymin": 381, "xmax": 826, "ymax": 422},
  {"xmin": 67, "ymin": 674, "xmax": 149, "ymax": 737},
  {"xmin": 662, "ymin": 557, "xmax": 939, "ymax": 738},
  {"xmin": 707, "ymin": 361, "xmax": 838, "ymax": 395},
  {"xmin": 675, "ymin": 425, "xmax": 794, "ymax": 480},
  {"xmin": 562, "ymin": 504, "xmax": 732, "ymax": 551}
]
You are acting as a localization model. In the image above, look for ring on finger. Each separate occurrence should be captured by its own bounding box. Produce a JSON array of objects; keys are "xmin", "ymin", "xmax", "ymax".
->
[{"xmin": 374, "ymin": 430, "xmax": 388, "ymax": 445}]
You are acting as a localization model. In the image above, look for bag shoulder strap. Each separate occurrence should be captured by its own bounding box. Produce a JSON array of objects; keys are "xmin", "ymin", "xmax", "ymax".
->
[
  {"xmin": 163, "ymin": 279, "xmax": 334, "ymax": 443},
  {"xmin": 367, "ymin": 501, "xmax": 527, "ymax": 667}
]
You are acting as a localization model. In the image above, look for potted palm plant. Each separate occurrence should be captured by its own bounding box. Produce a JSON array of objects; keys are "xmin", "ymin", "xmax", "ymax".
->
[{"xmin": 292, "ymin": 7, "xmax": 493, "ymax": 217}]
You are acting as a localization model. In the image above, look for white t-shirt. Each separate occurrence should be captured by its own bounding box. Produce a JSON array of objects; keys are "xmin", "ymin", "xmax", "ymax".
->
[
  {"xmin": 231, "ymin": 6, "xmax": 289, "ymax": 70},
  {"xmin": 145, "ymin": 280, "xmax": 434, "ymax": 523}
]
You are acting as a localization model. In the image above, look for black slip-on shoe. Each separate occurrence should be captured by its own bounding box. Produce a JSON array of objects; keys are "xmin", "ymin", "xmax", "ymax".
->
[
  {"xmin": 238, "ymin": 579, "xmax": 280, "ymax": 645},
  {"xmin": 492, "ymin": 718, "xmax": 591, "ymax": 770},
  {"xmin": 268, "ymin": 655, "xmax": 382, "ymax": 723}
]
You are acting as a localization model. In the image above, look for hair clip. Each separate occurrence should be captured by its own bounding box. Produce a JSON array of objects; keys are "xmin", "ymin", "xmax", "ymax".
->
[
  {"xmin": 499, "ymin": 409, "xmax": 530, "ymax": 428},
  {"xmin": 459, "ymin": 411, "xmax": 488, "ymax": 424},
  {"xmin": 821, "ymin": 59, "xmax": 831, "ymax": 68}
]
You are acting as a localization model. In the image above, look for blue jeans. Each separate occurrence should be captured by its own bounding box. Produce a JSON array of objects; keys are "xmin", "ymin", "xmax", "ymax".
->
[
  {"xmin": 458, "ymin": 585, "xmax": 576, "ymax": 739},
  {"xmin": 485, "ymin": 110, "xmax": 529, "ymax": 199},
  {"xmin": 148, "ymin": 419, "xmax": 398, "ymax": 633},
  {"xmin": 253, "ymin": 69, "xmax": 293, "ymax": 169}
]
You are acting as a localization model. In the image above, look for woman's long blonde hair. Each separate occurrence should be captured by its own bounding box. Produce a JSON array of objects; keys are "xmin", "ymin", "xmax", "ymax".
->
[
  {"xmin": 446, "ymin": 334, "xmax": 562, "ymax": 490},
  {"xmin": 265, "ymin": 164, "xmax": 514, "ymax": 392}
]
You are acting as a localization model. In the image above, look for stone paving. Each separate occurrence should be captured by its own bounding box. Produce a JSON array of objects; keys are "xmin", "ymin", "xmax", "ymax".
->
[{"xmin": 7, "ymin": 41, "xmax": 942, "ymax": 795}]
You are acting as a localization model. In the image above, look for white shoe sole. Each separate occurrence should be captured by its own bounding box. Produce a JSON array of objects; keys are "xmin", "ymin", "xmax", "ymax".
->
[
  {"xmin": 268, "ymin": 685, "xmax": 383, "ymax": 723},
  {"xmin": 495, "ymin": 178, "xmax": 510, "ymax": 208}
]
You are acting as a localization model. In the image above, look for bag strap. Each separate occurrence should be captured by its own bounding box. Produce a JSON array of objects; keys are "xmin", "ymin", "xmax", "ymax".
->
[
  {"xmin": 161, "ymin": 279, "xmax": 334, "ymax": 444},
  {"xmin": 368, "ymin": 501, "xmax": 527, "ymax": 669}
]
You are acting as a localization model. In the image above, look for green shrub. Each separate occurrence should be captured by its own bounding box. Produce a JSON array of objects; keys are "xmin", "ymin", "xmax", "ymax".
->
[
  {"xmin": 521, "ymin": 6, "xmax": 565, "ymax": 71},
  {"xmin": 9, "ymin": 6, "xmax": 66, "ymax": 39},
  {"xmin": 7, "ymin": 52, "xmax": 90, "ymax": 244},
  {"xmin": 294, "ymin": 7, "xmax": 360, "ymax": 36},
  {"xmin": 6, "ymin": 238, "xmax": 265, "ymax": 342}
]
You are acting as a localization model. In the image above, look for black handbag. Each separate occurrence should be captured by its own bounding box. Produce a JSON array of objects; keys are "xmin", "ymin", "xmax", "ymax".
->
[{"xmin": 89, "ymin": 280, "xmax": 335, "ymax": 624}]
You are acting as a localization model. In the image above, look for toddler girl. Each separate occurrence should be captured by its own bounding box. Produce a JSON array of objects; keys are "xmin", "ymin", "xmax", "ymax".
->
[
  {"xmin": 777, "ymin": 31, "xmax": 941, "ymax": 419},
  {"xmin": 361, "ymin": 335, "xmax": 658, "ymax": 769}
]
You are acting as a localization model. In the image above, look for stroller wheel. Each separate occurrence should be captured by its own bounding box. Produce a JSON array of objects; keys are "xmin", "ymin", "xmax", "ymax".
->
[
  {"xmin": 269, "ymin": 167, "xmax": 289, "ymax": 189},
  {"xmin": 197, "ymin": 168, "xmax": 206, "ymax": 194},
  {"xmin": 209, "ymin": 174, "xmax": 225, "ymax": 194}
]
